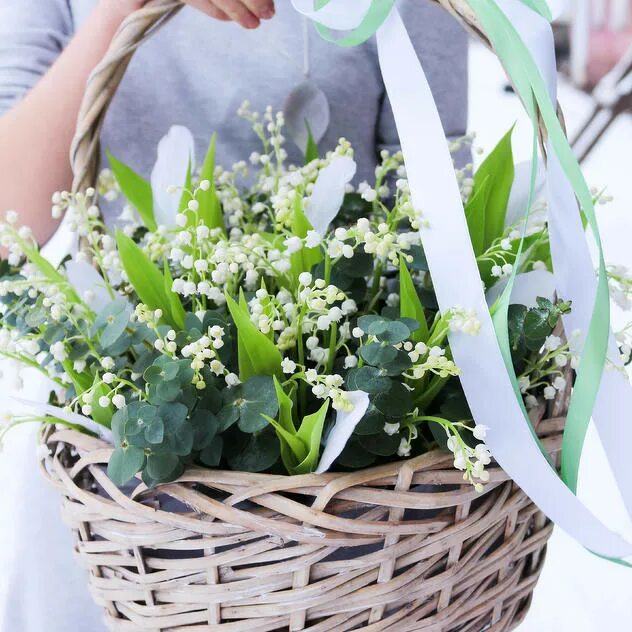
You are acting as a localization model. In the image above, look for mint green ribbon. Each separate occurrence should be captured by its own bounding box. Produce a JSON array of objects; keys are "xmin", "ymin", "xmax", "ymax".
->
[
  {"xmin": 313, "ymin": 0, "xmax": 396, "ymax": 47},
  {"xmin": 467, "ymin": 0, "xmax": 611, "ymax": 504}
]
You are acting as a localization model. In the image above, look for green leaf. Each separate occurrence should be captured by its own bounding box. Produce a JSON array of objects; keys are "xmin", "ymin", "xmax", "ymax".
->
[
  {"xmin": 267, "ymin": 377, "xmax": 302, "ymax": 472},
  {"xmin": 98, "ymin": 303, "xmax": 129, "ymax": 348},
  {"xmin": 399, "ymin": 256, "xmax": 428, "ymax": 342},
  {"xmin": 354, "ymin": 407, "xmax": 387, "ymax": 435},
  {"xmin": 107, "ymin": 150, "xmax": 156, "ymax": 231},
  {"xmin": 107, "ymin": 446, "xmax": 145, "ymax": 486},
  {"xmin": 520, "ymin": 0, "xmax": 553, "ymax": 21},
  {"xmin": 359, "ymin": 342, "xmax": 397, "ymax": 367},
  {"xmin": 226, "ymin": 428, "xmax": 280, "ymax": 472},
  {"xmin": 464, "ymin": 175, "xmax": 491, "ymax": 257},
  {"xmin": 235, "ymin": 376, "xmax": 279, "ymax": 433},
  {"xmin": 162, "ymin": 259, "xmax": 186, "ymax": 329},
  {"xmin": 179, "ymin": 159, "xmax": 193, "ymax": 213},
  {"xmin": 200, "ymin": 438, "xmax": 223, "ymax": 467},
  {"xmin": 358, "ymin": 432, "xmax": 400, "ymax": 456},
  {"xmin": 146, "ymin": 452, "xmax": 181, "ymax": 480},
  {"xmin": 304, "ymin": 120, "xmax": 319, "ymax": 164},
  {"xmin": 198, "ymin": 133, "xmax": 225, "ymax": 233},
  {"xmin": 225, "ymin": 291, "xmax": 282, "ymax": 381},
  {"xmin": 115, "ymin": 230, "xmax": 185, "ymax": 329},
  {"xmin": 372, "ymin": 381, "xmax": 413, "ymax": 417},
  {"xmin": 289, "ymin": 194, "xmax": 322, "ymax": 282},
  {"xmin": 346, "ymin": 366, "xmax": 391, "ymax": 394},
  {"xmin": 91, "ymin": 374, "xmax": 113, "ymax": 428},
  {"xmin": 368, "ymin": 319, "xmax": 410, "ymax": 345},
  {"xmin": 471, "ymin": 126, "xmax": 515, "ymax": 251},
  {"xmin": 293, "ymin": 399, "xmax": 329, "ymax": 475}
]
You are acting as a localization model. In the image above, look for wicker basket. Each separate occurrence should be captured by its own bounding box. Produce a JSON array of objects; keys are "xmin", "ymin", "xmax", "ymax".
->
[
  {"xmin": 38, "ymin": 0, "xmax": 573, "ymax": 629},
  {"xmin": 41, "ymin": 398, "xmax": 566, "ymax": 632}
]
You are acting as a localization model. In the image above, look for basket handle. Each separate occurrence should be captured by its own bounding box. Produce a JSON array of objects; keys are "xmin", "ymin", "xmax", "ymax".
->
[
  {"xmin": 69, "ymin": 0, "xmax": 555, "ymax": 195},
  {"xmin": 70, "ymin": 0, "xmax": 183, "ymax": 194}
]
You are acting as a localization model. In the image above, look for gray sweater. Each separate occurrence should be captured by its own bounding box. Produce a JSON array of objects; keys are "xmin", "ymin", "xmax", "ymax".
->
[
  {"xmin": 0, "ymin": 1, "xmax": 467, "ymax": 198},
  {"xmin": 0, "ymin": 2, "xmax": 467, "ymax": 631}
]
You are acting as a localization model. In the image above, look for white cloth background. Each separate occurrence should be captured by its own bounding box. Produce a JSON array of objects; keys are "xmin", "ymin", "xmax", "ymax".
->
[{"xmin": 1, "ymin": 39, "xmax": 632, "ymax": 631}]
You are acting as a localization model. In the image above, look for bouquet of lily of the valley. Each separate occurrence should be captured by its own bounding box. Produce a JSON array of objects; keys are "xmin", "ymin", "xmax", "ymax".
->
[{"xmin": 0, "ymin": 103, "xmax": 596, "ymax": 490}]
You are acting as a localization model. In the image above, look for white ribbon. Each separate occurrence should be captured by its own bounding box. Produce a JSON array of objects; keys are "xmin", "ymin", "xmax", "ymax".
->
[{"xmin": 293, "ymin": 0, "xmax": 632, "ymax": 559}]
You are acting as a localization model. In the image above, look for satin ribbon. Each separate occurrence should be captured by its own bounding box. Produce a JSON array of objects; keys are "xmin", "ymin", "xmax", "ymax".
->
[{"xmin": 291, "ymin": 0, "xmax": 632, "ymax": 560}]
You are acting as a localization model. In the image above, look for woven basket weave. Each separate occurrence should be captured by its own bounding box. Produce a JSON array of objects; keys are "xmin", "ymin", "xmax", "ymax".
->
[
  {"xmin": 41, "ymin": 399, "xmax": 566, "ymax": 632},
  {"xmin": 39, "ymin": 0, "xmax": 573, "ymax": 630}
]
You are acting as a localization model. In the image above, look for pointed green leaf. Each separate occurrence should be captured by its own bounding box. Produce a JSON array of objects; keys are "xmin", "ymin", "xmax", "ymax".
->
[
  {"xmin": 464, "ymin": 175, "xmax": 491, "ymax": 256},
  {"xmin": 304, "ymin": 120, "xmax": 319, "ymax": 164},
  {"xmin": 115, "ymin": 230, "xmax": 184, "ymax": 329},
  {"xmin": 179, "ymin": 159, "xmax": 193, "ymax": 213},
  {"xmin": 399, "ymin": 256, "xmax": 428, "ymax": 342},
  {"xmin": 198, "ymin": 133, "xmax": 225, "ymax": 233},
  {"xmin": 107, "ymin": 150, "xmax": 156, "ymax": 231},
  {"xmin": 225, "ymin": 291, "xmax": 282, "ymax": 381},
  {"xmin": 162, "ymin": 259, "xmax": 186, "ymax": 330},
  {"xmin": 293, "ymin": 399, "xmax": 330, "ymax": 475},
  {"xmin": 472, "ymin": 127, "xmax": 515, "ymax": 250}
]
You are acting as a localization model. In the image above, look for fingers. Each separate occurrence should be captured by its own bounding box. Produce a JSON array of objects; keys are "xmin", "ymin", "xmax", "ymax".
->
[
  {"xmin": 185, "ymin": 0, "xmax": 275, "ymax": 29},
  {"xmin": 241, "ymin": 0, "xmax": 275, "ymax": 20},
  {"xmin": 184, "ymin": 0, "xmax": 230, "ymax": 21},
  {"xmin": 210, "ymin": 0, "xmax": 273, "ymax": 28}
]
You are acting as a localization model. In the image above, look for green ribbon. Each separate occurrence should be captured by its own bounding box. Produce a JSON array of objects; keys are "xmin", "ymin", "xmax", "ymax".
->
[
  {"xmin": 312, "ymin": 0, "xmax": 396, "ymax": 47},
  {"xmin": 467, "ymin": 0, "xmax": 611, "ymax": 502}
]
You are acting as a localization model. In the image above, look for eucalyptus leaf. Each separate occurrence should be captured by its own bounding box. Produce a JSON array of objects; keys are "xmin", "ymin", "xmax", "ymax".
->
[
  {"xmin": 346, "ymin": 366, "xmax": 391, "ymax": 394},
  {"xmin": 107, "ymin": 446, "xmax": 145, "ymax": 486}
]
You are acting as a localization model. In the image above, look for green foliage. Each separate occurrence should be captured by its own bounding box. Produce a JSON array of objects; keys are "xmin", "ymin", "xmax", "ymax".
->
[
  {"xmin": 304, "ymin": 121, "xmax": 319, "ymax": 164},
  {"xmin": 107, "ymin": 150, "xmax": 156, "ymax": 231},
  {"xmin": 94, "ymin": 298, "xmax": 129, "ymax": 348},
  {"xmin": 508, "ymin": 297, "xmax": 571, "ymax": 368},
  {"xmin": 115, "ymin": 230, "xmax": 185, "ymax": 329},
  {"xmin": 197, "ymin": 133, "xmax": 225, "ymax": 232},
  {"xmin": 468, "ymin": 127, "xmax": 515, "ymax": 252},
  {"xmin": 464, "ymin": 176, "xmax": 490, "ymax": 256},
  {"xmin": 399, "ymin": 256, "xmax": 428, "ymax": 342},
  {"xmin": 225, "ymin": 292, "xmax": 282, "ymax": 381}
]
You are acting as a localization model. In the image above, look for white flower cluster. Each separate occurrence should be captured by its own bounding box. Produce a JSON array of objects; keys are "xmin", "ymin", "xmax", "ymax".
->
[
  {"xmin": 520, "ymin": 333, "xmax": 573, "ymax": 408},
  {"xmin": 305, "ymin": 368, "xmax": 353, "ymax": 411}
]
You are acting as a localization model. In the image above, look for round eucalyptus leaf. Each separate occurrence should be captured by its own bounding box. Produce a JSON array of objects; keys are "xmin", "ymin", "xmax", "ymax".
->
[
  {"xmin": 372, "ymin": 381, "xmax": 413, "ymax": 417},
  {"xmin": 358, "ymin": 432, "xmax": 400, "ymax": 456},
  {"xmin": 146, "ymin": 452, "xmax": 180, "ymax": 480},
  {"xmin": 359, "ymin": 342, "xmax": 398, "ymax": 367},
  {"xmin": 336, "ymin": 437, "xmax": 376, "ymax": 469},
  {"xmin": 236, "ymin": 376, "xmax": 279, "ymax": 433},
  {"xmin": 107, "ymin": 446, "xmax": 144, "ymax": 486},
  {"xmin": 354, "ymin": 407, "xmax": 387, "ymax": 436},
  {"xmin": 200, "ymin": 437, "xmax": 223, "ymax": 467},
  {"xmin": 346, "ymin": 366, "xmax": 391, "ymax": 394},
  {"xmin": 368, "ymin": 320, "xmax": 410, "ymax": 345},
  {"xmin": 226, "ymin": 429, "xmax": 279, "ymax": 472}
]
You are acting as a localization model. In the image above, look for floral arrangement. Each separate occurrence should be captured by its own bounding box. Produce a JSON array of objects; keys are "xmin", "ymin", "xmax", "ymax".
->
[{"xmin": 0, "ymin": 103, "xmax": 594, "ymax": 491}]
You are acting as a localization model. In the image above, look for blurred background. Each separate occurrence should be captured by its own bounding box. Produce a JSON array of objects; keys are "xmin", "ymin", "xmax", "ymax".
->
[{"xmin": 1, "ymin": 0, "xmax": 631, "ymax": 630}]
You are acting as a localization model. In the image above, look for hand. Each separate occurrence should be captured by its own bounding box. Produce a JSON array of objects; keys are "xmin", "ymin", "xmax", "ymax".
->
[
  {"xmin": 185, "ymin": 0, "xmax": 275, "ymax": 29},
  {"xmin": 100, "ymin": 0, "xmax": 275, "ymax": 29}
]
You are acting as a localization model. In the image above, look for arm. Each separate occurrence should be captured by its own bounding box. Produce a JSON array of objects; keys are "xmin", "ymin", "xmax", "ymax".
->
[{"xmin": 0, "ymin": 0, "xmax": 275, "ymax": 246}]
